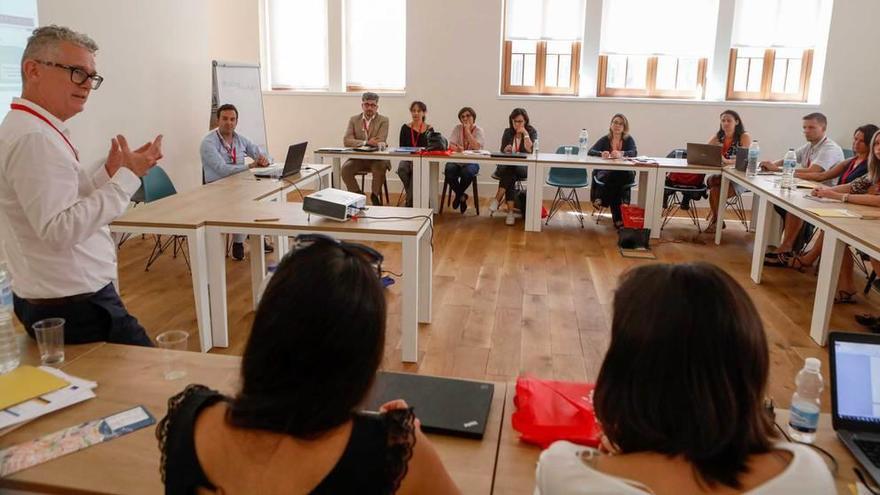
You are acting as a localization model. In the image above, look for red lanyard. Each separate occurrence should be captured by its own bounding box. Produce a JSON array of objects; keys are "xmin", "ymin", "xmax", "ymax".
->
[
  {"xmin": 410, "ymin": 122, "xmax": 423, "ymax": 146},
  {"xmin": 10, "ymin": 103, "xmax": 79, "ymax": 161},
  {"xmin": 217, "ymin": 130, "xmax": 236, "ymax": 163},
  {"xmin": 362, "ymin": 116, "xmax": 371, "ymax": 136},
  {"xmin": 841, "ymin": 158, "xmax": 861, "ymax": 184}
]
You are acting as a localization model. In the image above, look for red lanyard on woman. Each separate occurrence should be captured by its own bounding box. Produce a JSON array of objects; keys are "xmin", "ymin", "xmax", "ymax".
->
[
  {"xmin": 10, "ymin": 103, "xmax": 79, "ymax": 161},
  {"xmin": 217, "ymin": 130, "xmax": 236, "ymax": 163},
  {"xmin": 840, "ymin": 157, "xmax": 862, "ymax": 184},
  {"xmin": 410, "ymin": 122, "xmax": 423, "ymax": 147}
]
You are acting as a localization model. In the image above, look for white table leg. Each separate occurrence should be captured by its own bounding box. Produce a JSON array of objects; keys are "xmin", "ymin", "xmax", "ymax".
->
[
  {"xmin": 249, "ymin": 234, "xmax": 265, "ymax": 310},
  {"xmin": 401, "ymin": 236, "xmax": 419, "ymax": 363},
  {"xmin": 277, "ymin": 235, "xmax": 289, "ymax": 255},
  {"xmin": 206, "ymin": 226, "xmax": 229, "ymax": 347},
  {"xmin": 186, "ymin": 228, "xmax": 213, "ymax": 352},
  {"xmin": 428, "ymin": 158, "xmax": 440, "ymax": 212},
  {"xmin": 716, "ymin": 175, "xmax": 730, "ymax": 245},
  {"xmin": 648, "ymin": 169, "xmax": 663, "ymax": 239},
  {"xmin": 421, "ymin": 160, "xmax": 433, "ymax": 211},
  {"xmin": 331, "ymin": 157, "xmax": 341, "ymax": 189},
  {"xmin": 418, "ymin": 225, "xmax": 432, "ymax": 324},
  {"xmin": 525, "ymin": 161, "xmax": 541, "ymax": 232},
  {"xmin": 810, "ymin": 232, "xmax": 844, "ymax": 346},
  {"xmin": 750, "ymin": 195, "xmax": 773, "ymax": 284}
]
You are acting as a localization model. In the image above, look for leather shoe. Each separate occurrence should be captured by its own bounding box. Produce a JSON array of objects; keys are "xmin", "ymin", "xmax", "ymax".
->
[
  {"xmin": 371, "ymin": 193, "xmax": 382, "ymax": 206},
  {"xmin": 264, "ymin": 241, "xmax": 274, "ymax": 254},
  {"xmin": 231, "ymin": 242, "xmax": 244, "ymax": 261}
]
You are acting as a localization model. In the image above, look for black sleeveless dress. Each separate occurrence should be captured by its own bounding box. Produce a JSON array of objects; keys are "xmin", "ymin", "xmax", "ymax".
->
[{"xmin": 156, "ymin": 385, "xmax": 417, "ymax": 494}]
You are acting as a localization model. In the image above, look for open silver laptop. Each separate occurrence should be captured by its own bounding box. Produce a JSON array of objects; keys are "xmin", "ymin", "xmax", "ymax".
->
[
  {"xmin": 253, "ymin": 142, "xmax": 307, "ymax": 179},
  {"xmin": 830, "ymin": 331, "xmax": 880, "ymax": 485},
  {"xmin": 686, "ymin": 143, "xmax": 723, "ymax": 167}
]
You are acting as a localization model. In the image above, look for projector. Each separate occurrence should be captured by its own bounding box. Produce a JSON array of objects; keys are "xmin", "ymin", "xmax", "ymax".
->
[{"xmin": 302, "ymin": 188, "xmax": 366, "ymax": 221}]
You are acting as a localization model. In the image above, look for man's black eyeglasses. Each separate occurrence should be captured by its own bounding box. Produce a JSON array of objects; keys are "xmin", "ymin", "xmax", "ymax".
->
[
  {"xmin": 35, "ymin": 60, "xmax": 104, "ymax": 90},
  {"xmin": 289, "ymin": 234, "xmax": 384, "ymax": 277}
]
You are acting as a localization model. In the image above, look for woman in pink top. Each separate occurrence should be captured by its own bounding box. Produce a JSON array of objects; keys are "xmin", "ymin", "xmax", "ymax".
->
[{"xmin": 446, "ymin": 107, "xmax": 484, "ymax": 214}]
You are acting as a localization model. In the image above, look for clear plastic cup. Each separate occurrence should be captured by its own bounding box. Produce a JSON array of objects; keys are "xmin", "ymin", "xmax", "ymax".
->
[
  {"xmin": 674, "ymin": 149, "xmax": 684, "ymax": 159},
  {"xmin": 564, "ymin": 146, "xmax": 574, "ymax": 156},
  {"xmin": 33, "ymin": 318, "xmax": 65, "ymax": 366},
  {"xmin": 156, "ymin": 330, "xmax": 189, "ymax": 380}
]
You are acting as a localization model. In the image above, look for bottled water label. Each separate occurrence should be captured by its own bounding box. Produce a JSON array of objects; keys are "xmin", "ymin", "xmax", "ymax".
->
[
  {"xmin": 789, "ymin": 402, "xmax": 820, "ymax": 433},
  {"xmin": 0, "ymin": 287, "xmax": 10, "ymax": 309}
]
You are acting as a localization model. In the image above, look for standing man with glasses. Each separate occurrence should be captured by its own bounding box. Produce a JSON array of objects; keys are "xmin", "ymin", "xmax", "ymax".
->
[
  {"xmin": 342, "ymin": 92, "xmax": 390, "ymax": 205},
  {"xmin": 0, "ymin": 25, "xmax": 163, "ymax": 346}
]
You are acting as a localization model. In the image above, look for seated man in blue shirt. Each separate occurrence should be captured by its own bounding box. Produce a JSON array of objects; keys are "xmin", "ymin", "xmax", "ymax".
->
[{"xmin": 200, "ymin": 103, "xmax": 273, "ymax": 260}]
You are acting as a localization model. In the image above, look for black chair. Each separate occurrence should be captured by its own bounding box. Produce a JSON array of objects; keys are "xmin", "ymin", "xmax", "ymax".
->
[
  {"xmin": 661, "ymin": 149, "xmax": 707, "ymax": 232},
  {"xmin": 440, "ymin": 173, "xmax": 480, "ymax": 215},
  {"xmin": 354, "ymin": 170, "xmax": 390, "ymax": 205}
]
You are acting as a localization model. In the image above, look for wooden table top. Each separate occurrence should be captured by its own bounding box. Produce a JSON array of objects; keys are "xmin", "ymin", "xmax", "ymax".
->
[
  {"xmin": 1, "ymin": 343, "xmax": 504, "ymax": 495},
  {"xmin": 493, "ymin": 383, "xmax": 860, "ymax": 495},
  {"xmin": 111, "ymin": 164, "xmax": 332, "ymax": 230},
  {"xmin": 204, "ymin": 203, "xmax": 432, "ymax": 236}
]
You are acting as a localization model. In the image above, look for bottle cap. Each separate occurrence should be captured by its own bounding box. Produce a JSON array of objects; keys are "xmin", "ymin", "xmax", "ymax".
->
[{"xmin": 805, "ymin": 357, "xmax": 821, "ymax": 371}]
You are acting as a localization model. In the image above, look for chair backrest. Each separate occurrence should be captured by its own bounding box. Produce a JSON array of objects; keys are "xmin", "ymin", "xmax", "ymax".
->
[
  {"xmin": 550, "ymin": 145, "xmax": 587, "ymax": 184},
  {"xmin": 843, "ymin": 148, "xmax": 855, "ymax": 159},
  {"xmin": 142, "ymin": 166, "xmax": 177, "ymax": 203},
  {"xmin": 666, "ymin": 148, "xmax": 687, "ymax": 159}
]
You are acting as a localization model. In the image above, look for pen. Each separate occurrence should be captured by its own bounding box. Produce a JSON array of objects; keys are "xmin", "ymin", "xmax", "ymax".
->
[{"xmin": 254, "ymin": 218, "xmax": 280, "ymax": 222}]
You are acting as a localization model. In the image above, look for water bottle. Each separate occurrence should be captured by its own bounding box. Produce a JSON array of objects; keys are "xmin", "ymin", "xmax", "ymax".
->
[
  {"xmin": 533, "ymin": 138, "xmax": 540, "ymax": 156},
  {"xmin": 781, "ymin": 148, "xmax": 797, "ymax": 190},
  {"xmin": 746, "ymin": 141, "xmax": 760, "ymax": 177},
  {"xmin": 0, "ymin": 261, "xmax": 12, "ymax": 312},
  {"xmin": 0, "ymin": 311, "xmax": 20, "ymax": 374},
  {"xmin": 578, "ymin": 129, "xmax": 589, "ymax": 156},
  {"xmin": 788, "ymin": 357, "xmax": 823, "ymax": 443}
]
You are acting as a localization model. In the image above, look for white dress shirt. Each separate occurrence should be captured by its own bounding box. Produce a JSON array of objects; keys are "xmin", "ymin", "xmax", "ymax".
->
[{"xmin": 0, "ymin": 97, "xmax": 141, "ymax": 298}]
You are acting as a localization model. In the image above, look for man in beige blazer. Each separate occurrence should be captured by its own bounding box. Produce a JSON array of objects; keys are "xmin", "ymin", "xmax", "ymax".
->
[{"xmin": 342, "ymin": 92, "xmax": 390, "ymax": 205}]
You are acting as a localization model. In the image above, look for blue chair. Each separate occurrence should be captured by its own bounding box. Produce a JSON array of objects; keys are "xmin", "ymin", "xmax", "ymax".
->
[
  {"xmin": 843, "ymin": 148, "xmax": 855, "ymax": 159},
  {"xmin": 661, "ymin": 149, "xmax": 707, "ymax": 232},
  {"xmin": 142, "ymin": 166, "xmax": 190, "ymax": 272},
  {"xmin": 546, "ymin": 145, "xmax": 588, "ymax": 227}
]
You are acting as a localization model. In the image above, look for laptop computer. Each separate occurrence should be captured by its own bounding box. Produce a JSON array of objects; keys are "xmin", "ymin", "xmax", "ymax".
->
[
  {"xmin": 252, "ymin": 142, "xmax": 307, "ymax": 179},
  {"xmin": 362, "ymin": 371, "xmax": 495, "ymax": 439},
  {"xmin": 734, "ymin": 147, "xmax": 749, "ymax": 171},
  {"xmin": 686, "ymin": 143, "xmax": 723, "ymax": 167},
  {"xmin": 830, "ymin": 331, "xmax": 880, "ymax": 485},
  {"xmin": 490, "ymin": 152, "xmax": 529, "ymax": 159}
]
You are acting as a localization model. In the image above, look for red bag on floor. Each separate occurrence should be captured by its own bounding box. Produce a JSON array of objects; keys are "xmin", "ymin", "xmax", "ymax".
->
[
  {"xmin": 511, "ymin": 376, "xmax": 603, "ymax": 449},
  {"xmin": 541, "ymin": 206, "xmax": 549, "ymax": 219},
  {"xmin": 620, "ymin": 204, "xmax": 645, "ymax": 229}
]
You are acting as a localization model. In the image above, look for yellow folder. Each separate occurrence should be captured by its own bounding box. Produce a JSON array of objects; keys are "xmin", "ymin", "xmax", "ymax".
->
[
  {"xmin": 805, "ymin": 208, "xmax": 862, "ymax": 218},
  {"xmin": 0, "ymin": 365, "xmax": 69, "ymax": 410}
]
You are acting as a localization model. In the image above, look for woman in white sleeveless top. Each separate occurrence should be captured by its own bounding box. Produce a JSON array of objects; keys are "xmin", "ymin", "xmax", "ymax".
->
[{"xmin": 534, "ymin": 262, "xmax": 835, "ymax": 494}]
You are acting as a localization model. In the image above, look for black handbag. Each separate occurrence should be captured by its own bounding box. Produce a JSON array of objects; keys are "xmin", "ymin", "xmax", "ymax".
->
[{"xmin": 425, "ymin": 130, "xmax": 448, "ymax": 151}]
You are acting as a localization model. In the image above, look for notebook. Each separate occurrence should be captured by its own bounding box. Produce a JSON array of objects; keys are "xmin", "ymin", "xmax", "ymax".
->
[
  {"xmin": 363, "ymin": 372, "xmax": 494, "ymax": 439},
  {"xmin": 0, "ymin": 366, "xmax": 69, "ymax": 410}
]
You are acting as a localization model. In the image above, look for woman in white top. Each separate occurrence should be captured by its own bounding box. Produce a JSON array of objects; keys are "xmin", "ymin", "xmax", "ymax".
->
[{"xmin": 534, "ymin": 262, "xmax": 835, "ymax": 494}]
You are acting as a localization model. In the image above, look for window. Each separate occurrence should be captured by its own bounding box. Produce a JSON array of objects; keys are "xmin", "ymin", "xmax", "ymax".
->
[
  {"xmin": 264, "ymin": 0, "xmax": 406, "ymax": 92},
  {"xmin": 598, "ymin": 0, "xmax": 717, "ymax": 98},
  {"xmin": 727, "ymin": 0, "xmax": 821, "ymax": 102},
  {"xmin": 345, "ymin": 0, "xmax": 406, "ymax": 91},
  {"xmin": 501, "ymin": 0, "xmax": 583, "ymax": 96},
  {"xmin": 265, "ymin": 0, "xmax": 329, "ymax": 90}
]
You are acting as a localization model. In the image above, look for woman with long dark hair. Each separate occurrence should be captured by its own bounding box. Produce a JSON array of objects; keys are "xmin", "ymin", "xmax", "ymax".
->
[
  {"xmin": 491, "ymin": 107, "xmax": 537, "ymax": 226},
  {"xmin": 535, "ymin": 262, "xmax": 834, "ymax": 494},
  {"xmin": 589, "ymin": 114, "xmax": 638, "ymax": 228},
  {"xmin": 396, "ymin": 100, "xmax": 433, "ymax": 207},
  {"xmin": 157, "ymin": 236, "xmax": 459, "ymax": 494},
  {"xmin": 704, "ymin": 110, "xmax": 752, "ymax": 233}
]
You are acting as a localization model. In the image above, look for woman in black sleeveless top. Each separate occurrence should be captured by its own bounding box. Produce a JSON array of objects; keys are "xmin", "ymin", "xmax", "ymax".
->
[{"xmin": 157, "ymin": 236, "xmax": 459, "ymax": 494}]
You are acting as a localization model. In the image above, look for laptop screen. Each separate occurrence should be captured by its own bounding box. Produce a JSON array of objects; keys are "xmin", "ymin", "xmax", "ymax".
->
[{"xmin": 833, "ymin": 339, "xmax": 880, "ymax": 424}]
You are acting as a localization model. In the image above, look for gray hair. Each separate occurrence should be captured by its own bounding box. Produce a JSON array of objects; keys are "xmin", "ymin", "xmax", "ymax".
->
[
  {"xmin": 362, "ymin": 92, "xmax": 379, "ymax": 102},
  {"xmin": 22, "ymin": 25, "xmax": 99, "ymax": 63}
]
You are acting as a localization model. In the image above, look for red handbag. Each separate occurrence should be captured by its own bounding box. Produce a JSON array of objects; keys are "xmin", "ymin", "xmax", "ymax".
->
[{"xmin": 511, "ymin": 376, "xmax": 603, "ymax": 449}]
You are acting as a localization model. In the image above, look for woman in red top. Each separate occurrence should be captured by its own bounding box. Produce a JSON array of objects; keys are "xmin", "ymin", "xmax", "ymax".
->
[
  {"xmin": 396, "ymin": 101, "xmax": 433, "ymax": 207},
  {"xmin": 704, "ymin": 110, "xmax": 752, "ymax": 233}
]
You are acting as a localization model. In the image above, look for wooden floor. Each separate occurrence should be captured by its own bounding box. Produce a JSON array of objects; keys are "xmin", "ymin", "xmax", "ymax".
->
[{"xmin": 112, "ymin": 195, "xmax": 880, "ymax": 413}]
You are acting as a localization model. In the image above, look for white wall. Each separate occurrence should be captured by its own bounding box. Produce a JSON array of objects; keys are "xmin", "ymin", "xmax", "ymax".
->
[
  {"xmin": 37, "ymin": 0, "xmax": 880, "ymax": 192},
  {"xmin": 38, "ymin": 0, "xmax": 211, "ymax": 191}
]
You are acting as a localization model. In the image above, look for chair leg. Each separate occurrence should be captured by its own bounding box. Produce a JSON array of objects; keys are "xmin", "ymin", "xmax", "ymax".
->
[
  {"xmin": 359, "ymin": 174, "xmax": 366, "ymax": 194},
  {"xmin": 440, "ymin": 180, "xmax": 448, "ymax": 213},
  {"xmin": 571, "ymin": 188, "xmax": 585, "ymax": 228},
  {"xmin": 383, "ymin": 180, "xmax": 390, "ymax": 205},
  {"xmin": 472, "ymin": 178, "xmax": 480, "ymax": 216},
  {"xmin": 545, "ymin": 187, "xmax": 565, "ymax": 225},
  {"xmin": 688, "ymin": 197, "xmax": 702, "ymax": 233},
  {"xmin": 661, "ymin": 192, "xmax": 682, "ymax": 230},
  {"xmin": 144, "ymin": 234, "xmax": 166, "ymax": 271}
]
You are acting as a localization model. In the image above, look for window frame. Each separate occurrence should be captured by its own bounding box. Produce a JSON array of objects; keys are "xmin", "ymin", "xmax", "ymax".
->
[
  {"xmin": 726, "ymin": 48, "xmax": 813, "ymax": 102},
  {"xmin": 501, "ymin": 40, "xmax": 581, "ymax": 96},
  {"xmin": 597, "ymin": 55, "xmax": 707, "ymax": 99}
]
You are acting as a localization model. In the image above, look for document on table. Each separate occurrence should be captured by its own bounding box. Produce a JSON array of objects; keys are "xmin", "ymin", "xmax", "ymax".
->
[
  {"xmin": 805, "ymin": 208, "xmax": 862, "ymax": 218},
  {"xmin": 803, "ymin": 194, "xmax": 842, "ymax": 203},
  {"xmin": 0, "ymin": 365, "xmax": 69, "ymax": 410},
  {"xmin": 0, "ymin": 367, "xmax": 97, "ymax": 432}
]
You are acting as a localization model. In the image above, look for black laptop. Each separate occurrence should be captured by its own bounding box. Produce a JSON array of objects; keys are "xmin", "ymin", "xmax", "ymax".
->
[
  {"xmin": 490, "ymin": 152, "xmax": 529, "ymax": 159},
  {"xmin": 253, "ymin": 142, "xmax": 307, "ymax": 179},
  {"xmin": 829, "ymin": 331, "xmax": 880, "ymax": 485},
  {"xmin": 734, "ymin": 146, "xmax": 749, "ymax": 171},
  {"xmin": 363, "ymin": 372, "xmax": 495, "ymax": 439}
]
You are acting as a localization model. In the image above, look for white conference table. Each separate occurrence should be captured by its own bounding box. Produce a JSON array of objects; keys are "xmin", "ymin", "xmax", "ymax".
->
[
  {"xmin": 111, "ymin": 165, "xmax": 332, "ymax": 352},
  {"xmin": 203, "ymin": 203, "xmax": 434, "ymax": 363},
  {"xmin": 716, "ymin": 168, "xmax": 880, "ymax": 345},
  {"xmin": 314, "ymin": 149, "xmax": 417, "ymax": 203}
]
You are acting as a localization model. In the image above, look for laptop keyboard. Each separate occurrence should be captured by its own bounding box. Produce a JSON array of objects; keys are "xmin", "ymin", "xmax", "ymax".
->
[{"xmin": 855, "ymin": 439, "xmax": 880, "ymax": 467}]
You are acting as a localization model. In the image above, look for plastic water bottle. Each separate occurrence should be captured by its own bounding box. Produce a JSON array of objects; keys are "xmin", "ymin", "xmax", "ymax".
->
[
  {"xmin": 0, "ymin": 311, "xmax": 20, "ymax": 374},
  {"xmin": 746, "ymin": 141, "xmax": 760, "ymax": 177},
  {"xmin": 0, "ymin": 261, "xmax": 12, "ymax": 312},
  {"xmin": 781, "ymin": 148, "xmax": 797, "ymax": 190},
  {"xmin": 578, "ymin": 129, "xmax": 589, "ymax": 156},
  {"xmin": 788, "ymin": 357, "xmax": 823, "ymax": 443},
  {"xmin": 533, "ymin": 138, "xmax": 540, "ymax": 156}
]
